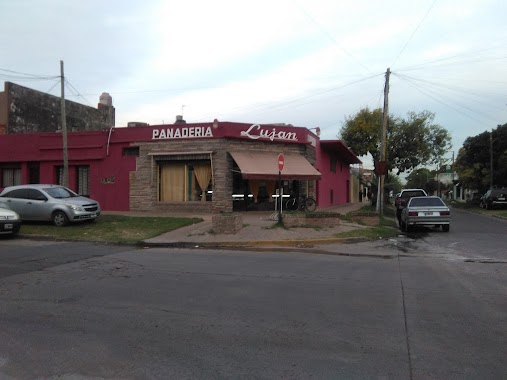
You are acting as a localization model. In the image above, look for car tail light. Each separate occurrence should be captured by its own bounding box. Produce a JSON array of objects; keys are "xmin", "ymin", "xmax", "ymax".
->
[
  {"xmin": 440, "ymin": 211, "xmax": 450, "ymax": 216},
  {"xmin": 408, "ymin": 211, "xmax": 418, "ymax": 216}
]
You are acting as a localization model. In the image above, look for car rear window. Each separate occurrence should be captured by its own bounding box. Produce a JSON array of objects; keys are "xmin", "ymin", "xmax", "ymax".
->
[{"xmin": 410, "ymin": 197, "xmax": 445, "ymax": 207}]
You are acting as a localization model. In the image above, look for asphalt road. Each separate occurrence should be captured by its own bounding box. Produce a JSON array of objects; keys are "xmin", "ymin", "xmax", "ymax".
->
[{"xmin": 0, "ymin": 210, "xmax": 505, "ymax": 380}]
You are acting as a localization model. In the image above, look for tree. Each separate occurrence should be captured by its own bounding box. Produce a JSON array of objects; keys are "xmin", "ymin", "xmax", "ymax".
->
[
  {"xmin": 384, "ymin": 173, "xmax": 403, "ymax": 194},
  {"xmin": 340, "ymin": 108, "xmax": 452, "ymax": 175},
  {"xmin": 454, "ymin": 123, "xmax": 507, "ymax": 192},
  {"xmin": 405, "ymin": 168, "xmax": 438, "ymax": 194}
]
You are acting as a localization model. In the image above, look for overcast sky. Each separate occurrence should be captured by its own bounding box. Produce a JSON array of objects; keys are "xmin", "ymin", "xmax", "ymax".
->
[{"xmin": 1, "ymin": 0, "xmax": 506, "ymax": 168}]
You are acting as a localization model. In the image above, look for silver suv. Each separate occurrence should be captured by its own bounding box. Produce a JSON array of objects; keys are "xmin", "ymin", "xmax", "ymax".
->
[{"xmin": 0, "ymin": 184, "xmax": 101, "ymax": 226}]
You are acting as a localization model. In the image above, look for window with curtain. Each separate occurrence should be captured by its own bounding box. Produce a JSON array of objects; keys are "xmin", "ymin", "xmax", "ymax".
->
[
  {"xmin": 1, "ymin": 167, "xmax": 21, "ymax": 187},
  {"xmin": 159, "ymin": 161, "xmax": 212, "ymax": 202}
]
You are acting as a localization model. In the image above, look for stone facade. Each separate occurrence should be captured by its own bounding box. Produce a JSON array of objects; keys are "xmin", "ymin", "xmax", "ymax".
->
[
  {"xmin": 351, "ymin": 212, "xmax": 380, "ymax": 226},
  {"xmin": 283, "ymin": 213, "xmax": 341, "ymax": 228},
  {"xmin": 212, "ymin": 213, "xmax": 243, "ymax": 234},
  {"xmin": 128, "ymin": 137, "xmax": 317, "ymax": 214},
  {"xmin": 0, "ymin": 82, "xmax": 114, "ymax": 135}
]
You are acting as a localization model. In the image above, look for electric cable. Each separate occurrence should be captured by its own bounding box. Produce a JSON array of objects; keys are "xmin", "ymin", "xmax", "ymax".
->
[
  {"xmin": 391, "ymin": 0, "xmax": 438, "ymax": 68},
  {"xmin": 291, "ymin": 0, "xmax": 373, "ymax": 74}
]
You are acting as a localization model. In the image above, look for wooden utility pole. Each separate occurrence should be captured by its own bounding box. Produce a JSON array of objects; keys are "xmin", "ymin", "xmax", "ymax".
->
[
  {"xmin": 377, "ymin": 68, "xmax": 390, "ymax": 216},
  {"xmin": 490, "ymin": 130, "xmax": 493, "ymax": 189},
  {"xmin": 60, "ymin": 60, "xmax": 69, "ymax": 187}
]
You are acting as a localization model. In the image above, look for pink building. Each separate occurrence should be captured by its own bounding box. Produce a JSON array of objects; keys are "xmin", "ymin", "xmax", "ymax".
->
[{"xmin": 0, "ymin": 120, "xmax": 361, "ymax": 213}]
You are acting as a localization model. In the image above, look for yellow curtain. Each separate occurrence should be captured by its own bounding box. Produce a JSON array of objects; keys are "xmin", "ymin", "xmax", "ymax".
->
[
  {"xmin": 193, "ymin": 163, "xmax": 212, "ymax": 202},
  {"xmin": 265, "ymin": 180, "xmax": 276, "ymax": 202},
  {"xmin": 249, "ymin": 179, "xmax": 260, "ymax": 202},
  {"xmin": 160, "ymin": 164, "xmax": 185, "ymax": 201}
]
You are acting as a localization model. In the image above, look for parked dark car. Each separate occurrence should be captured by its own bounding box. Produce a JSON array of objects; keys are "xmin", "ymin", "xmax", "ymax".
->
[
  {"xmin": 0, "ymin": 184, "xmax": 101, "ymax": 226},
  {"xmin": 480, "ymin": 189, "xmax": 507, "ymax": 210},
  {"xmin": 395, "ymin": 188, "xmax": 428, "ymax": 223},
  {"xmin": 400, "ymin": 196, "xmax": 451, "ymax": 233},
  {"xmin": 0, "ymin": 207, "xmax": 21, "ymax": 236}
]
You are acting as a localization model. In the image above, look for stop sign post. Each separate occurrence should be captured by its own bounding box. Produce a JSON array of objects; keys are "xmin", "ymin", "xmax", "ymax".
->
[
  {"xmin": 278, "ymin": 153, "xmax": 285, "ymax": 172},
  {"xmin": 277, "ymin": 154, "xmax": 284, "ymax": 224}
]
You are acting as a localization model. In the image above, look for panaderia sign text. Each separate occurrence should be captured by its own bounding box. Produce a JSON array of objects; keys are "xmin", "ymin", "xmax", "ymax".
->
[
  {"xmin": 152, "ymin": 126, "xmax": 213, "ymax": 140},
  {"xmin": 151, "ymin": 124, "xmax": 299, "ymax": 142}
]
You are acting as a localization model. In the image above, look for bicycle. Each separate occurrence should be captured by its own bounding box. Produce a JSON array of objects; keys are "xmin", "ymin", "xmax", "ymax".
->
[{"xmin": 285, "ymin": 195, "xmax": 317, "ymax": 212}]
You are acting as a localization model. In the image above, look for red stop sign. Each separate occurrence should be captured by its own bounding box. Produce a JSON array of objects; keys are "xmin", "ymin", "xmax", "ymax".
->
[{"xmin": 278, "ymin": 153, "xmax": 285, "ymax": 171}]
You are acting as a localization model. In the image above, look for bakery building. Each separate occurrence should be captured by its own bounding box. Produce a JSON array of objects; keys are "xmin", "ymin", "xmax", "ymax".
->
[{"xmin": 0, "ymin": 82, "xmax": 362, "ymax": 213}]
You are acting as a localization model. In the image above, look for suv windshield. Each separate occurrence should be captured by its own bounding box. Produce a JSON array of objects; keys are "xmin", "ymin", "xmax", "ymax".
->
[
  {"xmin": 44, "ymin": 187, "xmax": 77, "ymax": 199},
  {"xmin": 402, "ymin": 190, "xmax": 426, "ymax": 198}
]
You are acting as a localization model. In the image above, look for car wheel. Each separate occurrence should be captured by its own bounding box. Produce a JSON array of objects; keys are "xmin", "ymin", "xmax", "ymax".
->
[
  {"xmin": 442, "ymin": 224, "xmax": 450, "ymax": 232},
  {"xmin": 52, "ymin": 211, "xmax": 69, "ymax": 227}
]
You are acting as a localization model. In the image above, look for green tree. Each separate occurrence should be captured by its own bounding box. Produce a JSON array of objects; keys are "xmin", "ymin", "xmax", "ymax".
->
[
  {"xmin": 454, "ymin": 123, "xmax": 507, "ymax": 192},
  {"xmin": 384, "ymin": 174, "xmax": 403, "ymax": 194},
  {"xmin": 340, "ymin": 108, "xmax": 452, "ymax": 175},
  {"xmin": 405, "ymin": 168, "xmax": 437, "ymax": 194}
]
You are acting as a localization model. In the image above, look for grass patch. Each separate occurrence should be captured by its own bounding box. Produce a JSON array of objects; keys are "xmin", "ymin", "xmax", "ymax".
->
[
  {"xmin": 334, "ymin": 225, "xmax": 399, "ymax": 240},
  {"xmin": 451, "ymin": 202, "xmax": 507, "ymax": 218},
  {"xmin": 450, "ymin": 202, "xmax": 479, "ymax": 210},
  {"xmin": 19, "ymin": 215, "xmax": 203, "ymax": 244}
]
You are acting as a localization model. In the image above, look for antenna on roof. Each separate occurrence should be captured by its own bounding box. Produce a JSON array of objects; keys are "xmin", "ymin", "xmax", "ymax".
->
[{"xmin": 181, "ymin": 105, "xmax": 185, "ymax": 118}]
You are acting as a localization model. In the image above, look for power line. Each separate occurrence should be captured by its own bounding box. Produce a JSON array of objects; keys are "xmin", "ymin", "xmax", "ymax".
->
[
  {"xmin": 291, "ymin": 0, "xmax": 373, "ymax": 75},
  {"xmin": 394, "ymin": 72, "xmax": 506, "ymax": 112},
  {"xmin": 65, "ymin": 78, "xmax": 93, "ymax": 106},
  {"xmin": 45, "ymin": 80, "xmax": 60, "ymax": 94},
  {"xmin": 391, "ymin": 0, "xmax": 438, "ymax": 68},
  {"xmin": 393, "ymin": 72, "xmax": 500, "ymax": 125},
  {"xmin": 396, "ymin": 44, "xmax": 507, "ymax": 72},
  {"xmin": 191, "ymin": 72, "xmax": 384, "ymax": 122},
  {"xmin": 0, "ymin": 67, "xmax": 59, "ymax": 80}
]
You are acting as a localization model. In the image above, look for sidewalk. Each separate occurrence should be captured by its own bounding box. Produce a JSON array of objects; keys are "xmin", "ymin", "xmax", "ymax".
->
[{"xmin": 141, "ymin": 202, "xmax": 370, "ymax": 248}]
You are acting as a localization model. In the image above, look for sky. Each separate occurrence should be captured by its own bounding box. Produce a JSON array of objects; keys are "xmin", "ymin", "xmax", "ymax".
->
[{"xmin": 1, "ymin": 0, "xmax": 506, "ymax": 169}]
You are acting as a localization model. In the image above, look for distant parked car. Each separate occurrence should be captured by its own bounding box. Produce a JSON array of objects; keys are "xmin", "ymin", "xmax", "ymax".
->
[
  {"xmin": 0, "ymin": 184, "xmax": 101, "ymax": 227},
  {"xmin": 400, "ymin": 196, "xmax": 451, "ymax": 233},
  {"xmin": 395, "ymin": 188, "xmax": 428, "ymax": 223},
  {"xmin": 480, "ymin": 188, "xmax": 507, "ymax": 210},
  {"xmin": 0, "ymin": 207, "xmax": 21, "ymax": 236}
]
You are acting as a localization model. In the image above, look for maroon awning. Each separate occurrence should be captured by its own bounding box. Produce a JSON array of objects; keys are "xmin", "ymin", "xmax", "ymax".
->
[{"xmin": 229, "ymin": 151, "xmax": 321, "ymax": 180}]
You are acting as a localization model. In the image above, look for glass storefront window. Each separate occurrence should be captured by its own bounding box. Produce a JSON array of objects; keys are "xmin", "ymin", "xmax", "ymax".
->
[{"xmin": 159, "ymin": 161, "xmax": 212, "ymax": 202}]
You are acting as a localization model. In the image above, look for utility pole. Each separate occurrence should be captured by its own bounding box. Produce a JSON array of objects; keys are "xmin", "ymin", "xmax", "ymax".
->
[
  {"xmin": 451, "ymin": 151, "xmax": 456, "ymax": 201},
  {"xmin": 377, "ymin": 68, "xmax": 390, "ymax": 215},
  {"xmin": 490, "ymin": 130, "xmax": 493, "ymax": 189},
  {"xmin": 60, "ymin": 60, "xmax": 69, "ymax": 187}
]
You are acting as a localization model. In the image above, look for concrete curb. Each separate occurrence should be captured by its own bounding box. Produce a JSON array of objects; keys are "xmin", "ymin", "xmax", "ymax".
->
[{"xmin": 140, "ymin": 236, "xmax": 369, "ymax": 248}]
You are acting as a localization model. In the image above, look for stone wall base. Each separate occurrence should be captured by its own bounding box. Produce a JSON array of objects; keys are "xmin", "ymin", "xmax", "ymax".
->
[
  {"xmin": 283, "ymin": 213, "xmax": 341, "ymax": 228},
  {"xmin": 351, "ymin": 212, "xmax": 380, "ymax": 226},
  {"xmin": 212, "ymin": 213, "xmax": 243, "ymax": 234}
]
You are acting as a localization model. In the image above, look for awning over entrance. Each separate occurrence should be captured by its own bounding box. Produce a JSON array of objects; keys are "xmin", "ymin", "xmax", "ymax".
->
[{"xmin": 229, "ymin": 151, "xmax": 321, "ymax": 180}]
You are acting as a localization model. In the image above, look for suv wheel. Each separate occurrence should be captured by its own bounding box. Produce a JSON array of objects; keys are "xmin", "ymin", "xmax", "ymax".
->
[{"xmin": 52, "ymin": 211, "xmax": 69, "ymax": 227}]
